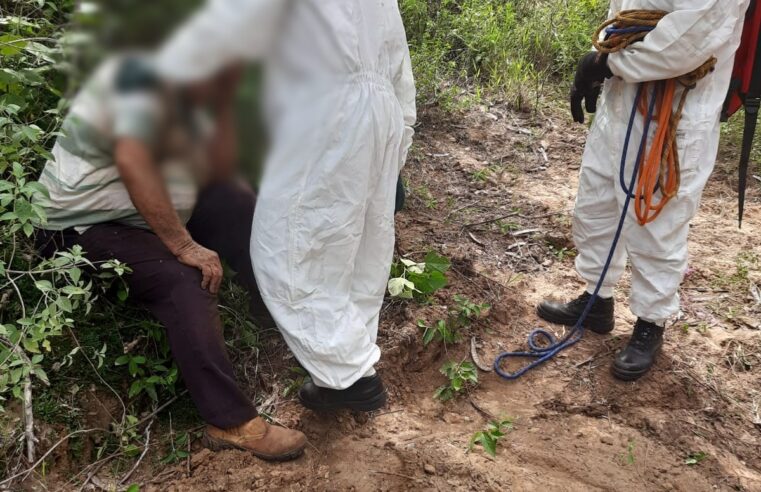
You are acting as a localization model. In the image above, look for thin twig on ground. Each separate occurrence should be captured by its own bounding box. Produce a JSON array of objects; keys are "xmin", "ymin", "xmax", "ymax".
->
[
  {"xmin": 369, "ymin": 470, "xmax": 422, "ymax": 482},
  {"xmin": 119, "ymin": 419, "xmax": 154, "ymax": 486},
  {"xmin": 0, "ymin": 428, "xmax": 107, "ymax": 487}
]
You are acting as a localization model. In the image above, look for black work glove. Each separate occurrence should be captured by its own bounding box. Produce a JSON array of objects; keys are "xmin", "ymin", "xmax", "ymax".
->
[{"xmin": 570, "ymin": 52, "xmax": 613, "ymax": 124}]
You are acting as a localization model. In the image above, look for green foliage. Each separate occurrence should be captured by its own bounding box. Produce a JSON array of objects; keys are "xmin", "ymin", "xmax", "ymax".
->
[
  {"xmin": 684, "ymin": 451, "xmax": 708, "ymax": 466},
  {"xmin": 469, "ymin": 418, "xmax": 513, "ymax": 457},
  {"xmin": 434, "ymin": 360, "xmax": 478, "ymax": 401},
  {"xmin": 418, "ymin": 294, "xmax": 489, "ymax": 347},
  {"xmin": 453, "ymin": 295, "xmax": 489, "ymax": 325},
  {"xmin": 621, "ymin": 440, "xmax": 636, "ymax": 466},
  {"xmin": 388, "ymin": 251, "xmax": 450, "ymax": 301},
  {"xmin": 161, "ymin": 431, "xmax": 191, "ymax": 465},
  {"xmin": 400, "ymin": 0, "xmax": 608, "ymax": 108},
  {"xmin": 549, "ymin": 245, "xmax": 576, "ymax": 261},
  {"xmin": 0, "ymin": 246, "xmax": 130, "ymax": 409},
  {"xmin": 283, "ymin": 367, "xmax": 310, "ymax": 398},
  {"xmin": 418, "ymin": 319, "xmax": 459, "ymax": 346}
]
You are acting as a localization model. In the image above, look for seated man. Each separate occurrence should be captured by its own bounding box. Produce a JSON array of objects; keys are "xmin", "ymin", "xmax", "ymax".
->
[{"xmin": 35, "ymin": 55, "xmax": 306, "ymax": 461}]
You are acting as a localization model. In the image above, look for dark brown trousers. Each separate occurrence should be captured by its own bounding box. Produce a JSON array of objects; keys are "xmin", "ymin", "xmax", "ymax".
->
[{"xmin": 37, "ymin": 181, "xmax": 263, "ymax": 428}]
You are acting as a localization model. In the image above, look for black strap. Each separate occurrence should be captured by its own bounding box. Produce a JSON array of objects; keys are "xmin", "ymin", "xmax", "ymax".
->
[
  {"xmin": 739, "ymin": 0, "xmax": 761, "ymax": 226},
  {"xmin": 739, "ymin": 98, "xmax": 760, "ymax": 227}
]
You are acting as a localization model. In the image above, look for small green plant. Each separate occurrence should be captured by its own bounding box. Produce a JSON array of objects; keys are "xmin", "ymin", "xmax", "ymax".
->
[
  {"xmin": 684, "ymin": 451, "xmax": 708, "ymax": 466},
  {"xmin": 496, "ymin": 220, "xmax": 520, "ymax": 235},
  {"xmin": 417, "ymin": 295, "xmax": 489, "ymax": 348},
  {"xmin": 283, "ymin": 367, "xmax": 310, "ymax": 398},
  {"xmin": 469, "ymin": 418, "xmax": 513, "ymax": 458},
  {"xmin": 418, "ymin": 319, "xmax": 459, "ymax": 346},
  {"xmin": 549, "ymin": 245, "xmax": 576, "ymax": 261},
  {"xmin": 414, "ymin": 185, "xmax": 438, "ymax": 209},
  {"xmin": 621, "ymin": 440, "xmax": 636, "ymax": 466},
  {"xmin": 161, "ymin": 431, "xmax": 190, "ymax": 465},
  {"xmin": 453, "ymin": 295, "xmax": 490, "ymax": 325},
  {"xmin": 434, "ymin": 360, "xmax": 478, "ymax": 401},
  {"xmin": 471, "ymin": 166, "xmax": 493, "ymax": 183},
  {"xmin": 388, "ymin": 251, "xmax": 450, "ymax": 301},
  {"xmin": 113, "ymin": 319, "xmax": 179, "ymax": 402}
]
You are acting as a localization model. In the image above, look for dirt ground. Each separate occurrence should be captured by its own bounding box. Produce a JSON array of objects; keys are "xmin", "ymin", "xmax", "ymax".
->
[{"xmin": 51, "ymin": 103, "xmax": 761, "ymax": 491}]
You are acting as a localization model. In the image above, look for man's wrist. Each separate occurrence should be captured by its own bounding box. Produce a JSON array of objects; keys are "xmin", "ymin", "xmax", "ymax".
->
[{"xmin": 166, "ymin": 232, "xmax": 195, "ymax": 256}]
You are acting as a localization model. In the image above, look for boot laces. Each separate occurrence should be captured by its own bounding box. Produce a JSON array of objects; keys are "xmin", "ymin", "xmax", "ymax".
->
[
  {"xmin": 570, "ymin": 292, "xmax": 592, "ymax": 309},
  {"xmin": 631, "ymin": 322, "xmax": 660, "ymax": 349}
]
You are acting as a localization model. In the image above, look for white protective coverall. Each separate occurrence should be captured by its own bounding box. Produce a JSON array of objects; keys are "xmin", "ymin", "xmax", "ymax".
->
[
  {"xmin": 155, "ymin": 1, "xmax": 416, "ymax": 389},
  {"xmin": 575, "ymin": 0, "xmax": 749, "ymax": 324}
]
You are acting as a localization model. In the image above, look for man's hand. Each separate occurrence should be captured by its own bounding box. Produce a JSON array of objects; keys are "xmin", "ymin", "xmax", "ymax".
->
[
  {"xmin": 174, "ymin": 240, "xmax": 224, "ymax": 294},
  {"xmin": 570, "ymin": 52, "xmax": 613, "ymax": 124}
]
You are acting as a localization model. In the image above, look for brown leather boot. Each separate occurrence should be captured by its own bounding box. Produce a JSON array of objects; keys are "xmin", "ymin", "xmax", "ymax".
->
[{"xmin": 203, "ymin": 416, "xmax": 307, "ymax": 461}]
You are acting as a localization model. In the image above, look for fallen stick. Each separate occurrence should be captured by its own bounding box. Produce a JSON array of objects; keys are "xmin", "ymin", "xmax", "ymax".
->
[
  {"xmin": 369, "ymin": 470, "xmax": 422, "ymax": 482},
  {"xmin": 466, "ymin": 231, "xmax": 485, "ymax": 247}
]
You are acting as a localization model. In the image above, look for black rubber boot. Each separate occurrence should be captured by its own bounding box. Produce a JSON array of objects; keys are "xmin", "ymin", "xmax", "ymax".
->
[
  {"xmin": 612, "ymin": 319, "xmax": 664, "ymax": 381},
  {"xmin": 298, "ymin": 374, "xmax": 387, "ymax": 412},
  {"xmin": 537, "ymin": 291, "xmax": 615, "ymax": 334}
]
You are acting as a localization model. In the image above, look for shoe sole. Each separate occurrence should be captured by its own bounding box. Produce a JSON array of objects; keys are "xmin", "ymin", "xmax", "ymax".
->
[
  {"xmin": 298, "ymin": 391, "xmax": 387, "ymax": 412},
  {"xmin": 611, "ymin": 345, "xmax": 662, "ymax": 382},
  {"xmin": 536, "ymin": 305, "xmax": 614, "ymax": 335},
  {"xmin": 202, "ymin": 432, "xmax": 305, "ymax": 462},
  {"xmin": 611, "ymin": 364, "xmax": 651, "ymax": 381}
]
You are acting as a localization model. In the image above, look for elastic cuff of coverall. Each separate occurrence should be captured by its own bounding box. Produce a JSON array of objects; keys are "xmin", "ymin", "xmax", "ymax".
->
[
  {"xmin": 363, "ymin": 367, "xmax": 376, "ymax": 378},
  {"xmin": 586, "ymin": 283, "xmax": 613, "ymax": 299},
  {"xmin": 638, "ymin": 316, "xmax": 666, "ymax": 328}
]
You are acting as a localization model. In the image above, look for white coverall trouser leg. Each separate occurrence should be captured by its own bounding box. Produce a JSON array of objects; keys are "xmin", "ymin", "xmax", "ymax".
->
[
  {"xmin": 251, "ymin": 76, "xmax": 406, "ymax": 390},
  {"xmin": 572, "ymin": 93, "xmax": 719, "ymax": 324},
  {"xmin": 575, "ymin": 0, "xmax": 749, "ymax": 324}
]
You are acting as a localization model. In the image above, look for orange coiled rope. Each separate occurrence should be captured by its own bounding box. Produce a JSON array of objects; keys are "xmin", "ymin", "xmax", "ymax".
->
[{"xmin": 593, "ymin": 10, "xmax": 717, "ymax": 225}]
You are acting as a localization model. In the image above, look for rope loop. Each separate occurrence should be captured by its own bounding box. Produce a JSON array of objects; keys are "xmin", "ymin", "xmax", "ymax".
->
[{"xmin": 594, "ymin": 9, "xmax": 715, "ymax": 225}]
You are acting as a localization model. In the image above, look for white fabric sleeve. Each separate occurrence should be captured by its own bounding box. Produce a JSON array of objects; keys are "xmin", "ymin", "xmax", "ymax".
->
[
  {"xmin": 154, "ymin": 0, "xmax": 288, "ymax": 83},
  {"xmin": 393, "ymin": 47, "xmax": 416, "ymax": 170},
  {"xmin": 607, "ymin": 0, "xmax": 745, "ymax": 83}
]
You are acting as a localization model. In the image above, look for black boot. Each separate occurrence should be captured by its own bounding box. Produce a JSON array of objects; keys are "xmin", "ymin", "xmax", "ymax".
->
[
  {"xmin": 537, "ymin": 291, "xmax": 615, "ymax": 334},
  {"xmin": 612, "ymin": 319, "xmax": 664, "ymax": 381},
  {"xmin": 298, "ymin": 374, "xmax": 387, "ymax": 412}
]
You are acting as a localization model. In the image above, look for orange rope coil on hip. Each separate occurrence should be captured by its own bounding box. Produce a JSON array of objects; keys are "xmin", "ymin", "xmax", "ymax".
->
[{"xmin": 593, "ymin": 10, "xmax": 717, "ymax": 225}]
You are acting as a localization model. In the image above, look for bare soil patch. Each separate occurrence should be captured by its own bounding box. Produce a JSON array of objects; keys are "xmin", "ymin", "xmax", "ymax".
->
[{"xmin": 43, "ymin": 104, "xmax": 761, "ymax": 491}]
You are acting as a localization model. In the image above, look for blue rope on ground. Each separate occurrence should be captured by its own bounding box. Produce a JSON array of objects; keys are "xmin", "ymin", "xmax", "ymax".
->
[{"xmin": 493, "ymin": 83, "xmax": 657, "ymax": 380}]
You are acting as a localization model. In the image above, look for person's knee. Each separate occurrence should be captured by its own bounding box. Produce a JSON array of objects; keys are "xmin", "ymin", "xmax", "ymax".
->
[
  {"xmin": 146, "ymin": 261, "xmax": 210, "ymax": 301},
  {"xmin": 201, "ymin": 180, "xmax": 256, "ymax": 217}
]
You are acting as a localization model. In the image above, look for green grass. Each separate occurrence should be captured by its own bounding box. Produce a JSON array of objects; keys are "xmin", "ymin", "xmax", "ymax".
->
[{"xmin": 401, "ymin": 0, "xmax": 608, "ymax": 110}]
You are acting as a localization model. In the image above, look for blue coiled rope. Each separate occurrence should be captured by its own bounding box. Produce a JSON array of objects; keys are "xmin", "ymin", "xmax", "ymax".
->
[{"xmin": 493, "ymin": 82, "xmax": 657, "ymax": 380}]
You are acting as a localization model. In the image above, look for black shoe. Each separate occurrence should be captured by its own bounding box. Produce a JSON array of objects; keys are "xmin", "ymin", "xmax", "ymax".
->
[
  {"xmin": 612, "ymin": 319, "xmax": 664, "ymax": 381},
  {"xmin": 298, "ymin": 374, "xmax": 387, "ymax": 412},
  {"xmin": 537, "ymin": 291, "xmax": 615, "ymax": 334}
]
